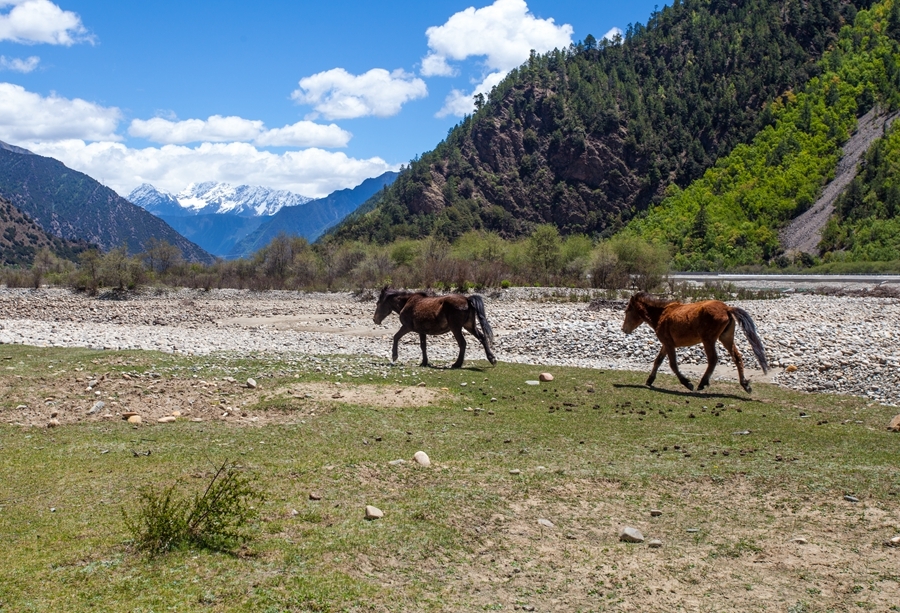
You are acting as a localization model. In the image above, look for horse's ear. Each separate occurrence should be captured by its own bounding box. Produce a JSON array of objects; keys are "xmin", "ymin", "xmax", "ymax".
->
[{"xmin": 378, "ymin": 285, "xmax": 389, "ymax": 300}]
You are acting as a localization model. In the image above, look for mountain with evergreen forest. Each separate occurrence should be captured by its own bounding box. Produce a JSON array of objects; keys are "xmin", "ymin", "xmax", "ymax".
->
[{"xmin": 331, "ymin": 0, "xmax": 876, "ymax": 249}]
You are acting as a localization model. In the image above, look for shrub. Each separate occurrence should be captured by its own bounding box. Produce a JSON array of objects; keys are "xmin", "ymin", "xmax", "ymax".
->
[{"xmin": 123, "ymin": 461, "xmax": 264, "ymax": 556}]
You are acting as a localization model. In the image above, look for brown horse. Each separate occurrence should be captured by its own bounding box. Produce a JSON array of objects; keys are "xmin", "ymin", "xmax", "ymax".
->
[
  {"xmin": 373, "ymin": 288, "xmax": 497, "ymax": 368},
  {"xmin": 622, "ymin": 292, "xmax": 768, "ymax": 393}
]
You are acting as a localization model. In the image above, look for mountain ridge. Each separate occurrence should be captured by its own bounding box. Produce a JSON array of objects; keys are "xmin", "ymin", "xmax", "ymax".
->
[{"xmin": 0, "ymin": 146, "xmax": 214, "ymax": 263}]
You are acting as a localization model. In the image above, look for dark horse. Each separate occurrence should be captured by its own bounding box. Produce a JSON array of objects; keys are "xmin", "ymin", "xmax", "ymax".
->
[
  {"xmin": 373, "ymin": 288, "xmax": 497, "ymax": 368},
  {"xmin": 622, "ymin": 292, "xmax": 768, "ymax": 393}
]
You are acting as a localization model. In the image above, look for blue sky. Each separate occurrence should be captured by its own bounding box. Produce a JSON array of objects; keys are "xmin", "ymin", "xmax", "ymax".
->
[{"xmin": 0, "ymin": 0, "xmax": 664, "ymax": 198}]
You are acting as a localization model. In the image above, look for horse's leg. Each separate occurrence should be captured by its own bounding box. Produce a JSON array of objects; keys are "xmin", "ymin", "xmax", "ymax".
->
[
  {"xmin": 419, "ymin": 333, "xmax": 429, "ymax": 367},
  {"xmin": 464, "ymin": 319, "xmax": 496, "ymax": 365},
  {"xmin": 665, "ymin": 345, "xmax": 694, "ymax": 391},
  {"xmin": 450, "ymin": 326, "xmax": 467, "ymax": 369},
  {"xmin": 391, "ymin": 325, "xmax": 411, "ymax": 363},
  {"xmin": 646, "ymin": 347, "xmax": 666, "ymax": 387},
  {"xmin": 720, "ymin": 324, "xmax": 751, "ymax": 393},
  {"xmin": 697, "ymin": 338, "xmax": 718, "ymax": 391}
]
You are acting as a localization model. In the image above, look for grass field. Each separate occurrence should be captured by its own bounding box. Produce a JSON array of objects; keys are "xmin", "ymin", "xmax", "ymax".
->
[{"xmin": 1, "ymin": 344, "xmax": 898, "ymax": 612}]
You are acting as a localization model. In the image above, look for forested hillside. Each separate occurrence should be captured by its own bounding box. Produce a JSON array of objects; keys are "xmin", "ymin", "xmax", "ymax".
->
[
  {"xmin": 627, "ymin": 0, "xmax": 900, "ymax": 269},
  {"xmin": 820, "ymin": 119, "xmax": 900, "ymax": 261},
  {"xmin": 0, "ymin": 197, "xmax": 91, "ymax": 267},
  {"xmin": 333, "ymin": 0, "xmax": 871, "ymax": 244}
]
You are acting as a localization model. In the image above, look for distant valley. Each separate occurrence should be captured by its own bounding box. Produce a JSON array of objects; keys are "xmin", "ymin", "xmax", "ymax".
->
[{"xmin": 129, "ymin": 173, "xmax": 398, "ymax": 258}]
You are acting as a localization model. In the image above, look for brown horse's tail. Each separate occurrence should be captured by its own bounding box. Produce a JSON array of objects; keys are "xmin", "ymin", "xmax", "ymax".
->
[
  {"xmin": 468, "ymin": 295, "xmax": 494, "ymax": 347},
  {"xmin": 731, "ymin": 307, "xmax": 768, "ymax": 374}
]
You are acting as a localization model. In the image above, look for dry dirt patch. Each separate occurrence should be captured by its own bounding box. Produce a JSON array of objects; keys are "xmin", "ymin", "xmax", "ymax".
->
[
  {"xmin": 1, "ymin": 371, "xmax": 448, "ymax": 428},
  {"xmin": 276, "ymin": 381, "xmax": 448, "ymax": 409}
]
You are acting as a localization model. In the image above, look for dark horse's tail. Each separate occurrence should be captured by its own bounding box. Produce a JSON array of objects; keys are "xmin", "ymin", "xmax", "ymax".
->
[
  {"xmin": 731, "ymin": 307, "xmax": 768, "ymax": 374},
  {"xmin": 468, "ymin": 295, "xmax": 494, "ymax": 347}
]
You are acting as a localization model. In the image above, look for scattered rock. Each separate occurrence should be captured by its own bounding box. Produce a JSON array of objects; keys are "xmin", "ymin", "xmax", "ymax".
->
[
  {"xmin": 413, "ymin": 450, "xmax": 431, "ymax": 467},
  {"xmin": 791, "ymin": 537, "xmax": 809, "ymax": 544},
  {"xmin": 884, "ymin": 536, "xmax": 900, "ymax": 547},
  {"xmin": 246, "ymin": 378, "xmax": 257, "ymax": 389},
  {"xmin": 121, "ymin": 412, "xmax": 138, "ymax": 419},
  {"xmin": 619, "ymin": 527, "xmax": 645, "ymax": 543},
  {"xmin": 537, "ymin": 518, "xmax": 555, "ymax": 529},
  {"xmin": 417, "ymin": 381, "xmax": 426, "ymax": 387},
  {"xmin": 509, "ymin": 469, "xmax": 521, "ymax": 475},
  {"xmin": 844, "ymin": 495, "xmax": 859, "ymax": 503},
  {"xmin": 309, "ymin": 492, "xmax": 322, "ymax": 501},
  {"xmin": 127, "ymin": 415, "xmax": 142, "ymax": 425},
  {"xmin": 648, "ymin": 539, "xmax": 663, "ymax": 548},
  {"xmin": 785, "ymin": 364, "xmax": 798, "ymax": 373},
  {"xmin": 525, "ymin": 380, "xmax": 540, "ymax": 386},
  {"xmin": 539, "ymin": 372, "xmax": 554, "ymax": 382},
  {"xmin": 157, "ymin": 416, "xmax": 176, "ymax": 423},
  {"xmin": 365, "ymin": 505, "xmax": 383, "ymax": 520},
  {"xmin": 650, "ymin": 509, "xmax": 662, "ymax": 517},
  {"xmin": 47, "ymin": 418, "xmax": 60, "ymax": 428},
  {"xmin": 888, "ymin": 414, "xmax": 900, "ymax": 432},
  {"xmin": 388, "ymin": 459, "xmax": 406, "ymax": 466},
  {"xmin": 88, "ymin": 401, "xmax": 105, "ymax": 415}
]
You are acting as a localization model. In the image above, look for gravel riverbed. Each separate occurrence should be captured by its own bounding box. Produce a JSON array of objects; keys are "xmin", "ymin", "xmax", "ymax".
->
[{"xmin": 0, "ymin": 287, "xmax": 898, "ymax": 406}]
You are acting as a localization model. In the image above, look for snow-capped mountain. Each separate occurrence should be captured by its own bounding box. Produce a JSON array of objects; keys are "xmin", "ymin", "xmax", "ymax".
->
[
  {"xmin": 126, "ymin": 184, "xmax": 184, "ymax": 217},
  {"xmin": 127, "ymin": 182, "xmax": 313, "ymax": 218}
]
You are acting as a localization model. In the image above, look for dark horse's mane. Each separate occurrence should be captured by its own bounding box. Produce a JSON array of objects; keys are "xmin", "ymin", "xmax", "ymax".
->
[
  {"xmin": 631, "ymin": 291, "xmax": 676, "ymax": 308},
  {"xmin": 380, "ymin": 287, "xmax": 434, "ymax": 300}
]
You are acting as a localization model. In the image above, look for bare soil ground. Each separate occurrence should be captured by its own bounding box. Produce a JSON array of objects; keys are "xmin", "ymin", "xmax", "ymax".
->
[{"xmin": 1, "ymin": 354, "xmax": 447, "ymax": 428}]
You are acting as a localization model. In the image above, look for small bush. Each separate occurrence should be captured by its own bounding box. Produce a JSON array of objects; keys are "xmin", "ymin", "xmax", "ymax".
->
[{"xmin": 123, "ymin": 461, "xmax": 264, "ymax": 556}]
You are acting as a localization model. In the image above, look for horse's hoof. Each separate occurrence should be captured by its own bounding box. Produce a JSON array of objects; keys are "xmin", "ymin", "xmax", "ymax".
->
[
  {"xmin": 489, "ymin": 357, "xmax": 497, "ymax": 366},
  {"xmin": 450, "ymin": 363, "xmax": 463, "ymax": 369},
  {"xmin": 683, "ymin": 382, "xmax": 694, "ymax": 391},
  {"xmin": 697, "ymin": 382, "xmax": 708, "ymax": 391}
]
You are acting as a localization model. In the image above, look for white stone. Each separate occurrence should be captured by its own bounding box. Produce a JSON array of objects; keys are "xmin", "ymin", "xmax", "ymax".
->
[
  {"xmin": 619, "ymin": 527, "xmax": 645, "ymax": 543},
  {"xmin": 413, "ymin": 451, "xmax": 431, "ymax": 467},
  {"xmin": 365, "ymin": 505, "xmax": 383, "ymax": 520}
]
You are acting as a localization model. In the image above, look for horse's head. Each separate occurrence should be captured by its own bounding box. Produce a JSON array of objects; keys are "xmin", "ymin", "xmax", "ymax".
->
[
  {"xmin": 373, "ymin": 286, "xmax": 394, "ymax": 325},
  {"xmin": 621, "ymin": 293, "xmax": 645, "ymax": 334}
]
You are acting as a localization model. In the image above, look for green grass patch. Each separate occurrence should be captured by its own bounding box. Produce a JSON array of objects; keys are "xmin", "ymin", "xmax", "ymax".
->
[{"xmin": 1, "ymin": 344, "xmax": 898, "ymax": 611}]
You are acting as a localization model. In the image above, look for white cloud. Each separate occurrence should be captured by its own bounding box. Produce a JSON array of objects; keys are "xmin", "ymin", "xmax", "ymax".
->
[
  {"xmin": 0, "ymin": 81, "xmax": 121, "ymax": 141},
  {"xmin": 425, "ymin": 0, "xmax": 572, "ymax": 117},
  {"xmin": 129, "ymin": 114, "xmax": 351, "ymax": 148},
  {"xmin": 292, "ymin": 67, "xmax": 427, "ymax": 120},
  {"xmin": 602, "ymin": 27, "xmax": 623, "ymax": 42},
  {"xmin": 424, "ymin": 0, "xmax": 572, "ymax": 74},
  {"xmin": 0, "ymin": 54, "xmax": 38, "ymax": 72},
  {"xmin": 0, "ymin": 0, "xmax": 92, "ymax": 45},
  {"xmin": 129, "ymin": 115, "xmax": 263, "ymax": 144},
  {"xmin": 254, "ymin": 120, "xmax": 351, "ymax": 148},
  {"xmin": 420, "ymin": 53, "xmax": 456, "ymax": 77},
  {"xmin": 21, "ymin": 139, "xmax": 399, "ymax": 198}
]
